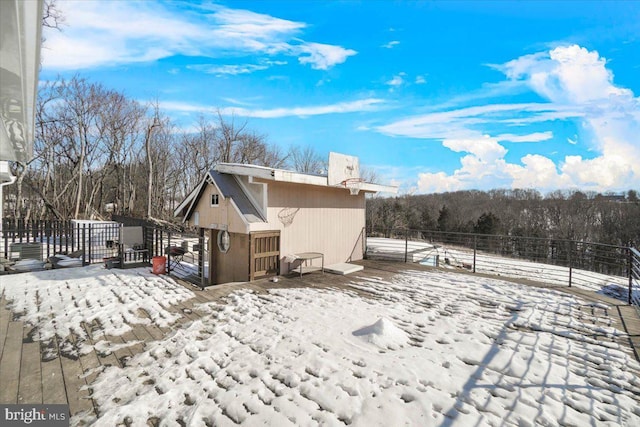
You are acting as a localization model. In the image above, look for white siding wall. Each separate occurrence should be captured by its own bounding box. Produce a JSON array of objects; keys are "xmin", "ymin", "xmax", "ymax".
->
[
  {"xmin": 188, "ymin": 184, "xmax": 248, "ymax": 234},
  {"xmin": 250, "ymin": 180, "xmax": 366, "ymax": 273}
]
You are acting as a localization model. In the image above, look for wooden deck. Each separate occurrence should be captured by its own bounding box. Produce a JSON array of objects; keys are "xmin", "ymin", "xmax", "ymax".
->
[{"xmin": 1, "ymin": 260, "xmax": 639, "ymax": 422}]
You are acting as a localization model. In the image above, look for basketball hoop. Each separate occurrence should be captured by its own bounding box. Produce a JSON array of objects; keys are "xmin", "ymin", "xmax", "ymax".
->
[
  {"xmin": 341, "ymin": 178, "xmax": 364, "ymax": 195},
  {"xmin": 278, "ymin": 207, "xmax": 300, "ymax": 226}
]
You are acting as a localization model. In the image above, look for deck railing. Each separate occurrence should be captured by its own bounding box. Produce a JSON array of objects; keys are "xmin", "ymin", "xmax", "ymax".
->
[
  {"xmin": 1, "ymin": 220, "xmax": 121, "ymax": 266},
  {"xmin": 366, "ymin": 227, "xmax": 638, "ymax": 309},
  {"xmin": 630, "ymin": 247, "xmax": 640, "ymax": 315}
]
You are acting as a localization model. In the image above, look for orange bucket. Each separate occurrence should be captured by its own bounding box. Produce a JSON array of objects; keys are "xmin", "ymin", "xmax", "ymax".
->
[{"xmin": 152, "ymin": 256, "xmax": 166, "ymax": 274}]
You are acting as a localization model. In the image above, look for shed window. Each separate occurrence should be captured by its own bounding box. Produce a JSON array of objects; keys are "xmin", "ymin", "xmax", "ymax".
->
[{"xmin": 211, "ymin": 194, "xmax": 219, "ymax": 206}]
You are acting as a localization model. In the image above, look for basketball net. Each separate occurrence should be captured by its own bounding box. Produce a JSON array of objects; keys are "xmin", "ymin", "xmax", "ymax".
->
[{"xmin": 342, "ymin": 178, "xmax": 364, "ymax": 195}]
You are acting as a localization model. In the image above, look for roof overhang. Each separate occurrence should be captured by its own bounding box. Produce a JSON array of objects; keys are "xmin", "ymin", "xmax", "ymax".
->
[
  {"xmin": 0, "ymin": 0, "xmax": 43, "ymax": 164},
  {"xmin": 173, "ymin": 174, "xmax": 210, "ymax": 221},
  {"xmin": 215, "ymin": 163, "xmax": 398, "ymax": 194},
  {"xmin": 0, "ymin": 161, "xmax": 16, "ymax": 185}
]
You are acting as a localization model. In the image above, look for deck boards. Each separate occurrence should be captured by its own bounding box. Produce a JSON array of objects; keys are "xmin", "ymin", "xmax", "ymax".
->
[
  {"xmin": 0, "ymin": 321, "xmax": 23, "ymax": 404},
  {"xmin": 0, "ymin": 260, "xmax": 638, "ymax": 422},
  {"xmin": 0, "ymin": 294, "xmax": 12, "ymax": 359},
  {"xmin": 41, "ymin": 338, "xmax": 67, "ymax": 405},
  {"xmin": 18, "ymin": 337, "xmax": 42, "ymax": 404}
]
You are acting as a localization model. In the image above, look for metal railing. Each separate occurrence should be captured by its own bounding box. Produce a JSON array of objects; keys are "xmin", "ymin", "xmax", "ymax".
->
[
  {"xmin": 0, "ymin": 220, "xmax": 209, "ymax": 288},
  {"xmin": 1, "ymin": 220, "xmax": 121, "ymax": 266},
  {"xmin": 366, "ymin": 227, "xmax": 638, "ymax": 308},
  {"xmin": 145, "ymin": 226, "xmax": 208, "ymax": 289},
  {"xmin": 631, "ymin": 247, "xmax": 640, "ymax": 315}
]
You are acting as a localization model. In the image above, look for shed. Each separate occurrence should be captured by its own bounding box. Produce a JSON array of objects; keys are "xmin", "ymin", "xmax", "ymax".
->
[{"xmin": 174, "ymin": 153, "xmax": 397, "ymax": 285}]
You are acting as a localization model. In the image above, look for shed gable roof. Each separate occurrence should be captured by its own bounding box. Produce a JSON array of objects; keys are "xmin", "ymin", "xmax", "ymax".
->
[
  {"xmin": 173, "ymin": 170, "xmax": 265, "ymax": 224},
  {"xmin": 209, "ymin": 170, "xmax": 264, "ymax": 222}
]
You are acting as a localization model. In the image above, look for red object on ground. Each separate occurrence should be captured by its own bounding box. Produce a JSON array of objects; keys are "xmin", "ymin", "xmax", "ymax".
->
[{"xmin": 152, "ymin": 256, "xmax": 166, "ymax": 274}]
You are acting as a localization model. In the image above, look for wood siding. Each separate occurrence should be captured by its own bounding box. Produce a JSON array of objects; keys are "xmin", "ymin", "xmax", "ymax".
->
[
  {"xmin": 251, "ymin": 180, "xmax": 366, "ymax": 273},
  {"xmin": 208, "ymin": 230, "xmax": 249, "ymax": 284},
  {"xmin": 249, "ymin": 231, "xmax": 280, "ymax": 280},
  {"xmin": 188, "ymin": 177, "xmax": 367, "ymax": 281},
  {"xmin": 189, "ymin": 184, "xmax": 247, "ymax": 234}
]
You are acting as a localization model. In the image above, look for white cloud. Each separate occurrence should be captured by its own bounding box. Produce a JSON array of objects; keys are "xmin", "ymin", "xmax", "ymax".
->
[
  {"xmin": 417, "ymin": 141, "xmax": 568, "ymax": 193},
  {"xmin": 187, "ymin": 60, "xmax": 287, "ymax": 76},
  {"xmin": 160, "ymin": 98, "xmax": 385, "ymax": 119},
  {"xmin": 561, "ymin": 154, "xmax": 634, "ymax": 188},
  {"xmin": 502, "ymin": 45, "xmax": 640, "ymax": 190},
  {"xmin": 210, "ymin": 5, "xmax": 306, "ymax": 43},
  {"xmin": 417, "ymin": 171, "xmax": 464, "ymax": 193},
  {"xmin": 297, "ymin": 42, "xmax": 357, "ymax": 70},
  {"xmin": 501, "ymin": 45, "xmax": 632, "ymax": 104},
  {"xmin": 417, "ymin": 136, "xmax": 512, "ymax": 192},
  {"xmin": 376, "ymin": 103, "xmax": 575, "ymax": 140},
  {"xmin": 382, "ymin": 40, "xmax": 400, "ymax": 49},
  {"xmin": 381, "ymin": 44, "xmax": 640, "ymax": 192},
  {"xmin": 42, "ymin": 2, "xmax": 356, "ymax": 71},
  {"xmin": 443, "ymin": 136, "xmax": 507, "ymax": 162},
  {"xmin": 415, "ymin": 75, "xmax": 427, "ymax": 84},
  {"xmin": 496, "ymin": 132, "xmax": 553, "ymax": 143},
  {"xmin": 386, "ymin": 73, "xmax": 406, "ymax": 87},
  {"xmin": 505, "ymin": 155, "xmax": 570, "ymax": 189},
  {"xmin": 220, "ymin": 97, "xmax": 264, "ymax": 107},
  {"xmin": 189, "ymin": 64, "xmax": 270, "ymax": 75}
]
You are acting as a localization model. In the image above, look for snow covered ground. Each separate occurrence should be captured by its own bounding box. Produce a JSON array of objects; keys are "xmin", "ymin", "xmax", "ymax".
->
[
  {"xmin": 2, "ymin": 266, "xmax": 639, "ymax": 426},
  {"xmin": 0, "ymin": 265, "xmax": 195, "ymax": 358},
  {"xmin": 366, "ymin": 237, "xmax": 634, "ymax": 301}
]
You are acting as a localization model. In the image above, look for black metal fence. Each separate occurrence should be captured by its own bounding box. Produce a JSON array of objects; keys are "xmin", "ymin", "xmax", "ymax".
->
[
  {"xmin": 0, "ymin": 219, "xmax": 209, "ymax": 288},
  {"xmin": 631, "ymin": 248, "xmax": 640, "ymax": 315},
  {"xmin": 367, "ymin": 227, "xmax": 638, "ymax": 309},
  {"xmin": 145, "ymin": 226, "xmax": 208, "ymax": 289},
  {"xmin": 1, "ymin": 220, "xmax": 121, "ymax": 266}
]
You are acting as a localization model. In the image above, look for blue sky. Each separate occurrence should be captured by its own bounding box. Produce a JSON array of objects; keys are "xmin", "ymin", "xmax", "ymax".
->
[{"xmin": 40, "ymin": 0, "xmax": 640, "ymax": 194}]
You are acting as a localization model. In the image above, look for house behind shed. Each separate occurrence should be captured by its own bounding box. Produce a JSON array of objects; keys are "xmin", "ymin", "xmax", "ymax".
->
[{"xmin": 174, "ymin": 153, "xmax": 397, "ymax": 285}]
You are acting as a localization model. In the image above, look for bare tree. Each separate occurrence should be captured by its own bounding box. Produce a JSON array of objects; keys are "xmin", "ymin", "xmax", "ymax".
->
[
  {"xmin": 145, "ymin": 104, "xmax": 161, "ymax": 218},
  {"xmin": 360, "ymin": 166, "xmax": 380, "ymax": 183},
  {"xmin": 8, "ymin": 73, "xmax": 292, "ymax": 222},
  {"xmin": 287, "ymin": 145, "xmax": 325, "ymax": 174},
  {"xmin": 214, "ymin": 112, "xmax": 248, "ymax": 164},
  {"xmin": 42, "ymin": 0, "xmax": 64, "ymax": 29}
]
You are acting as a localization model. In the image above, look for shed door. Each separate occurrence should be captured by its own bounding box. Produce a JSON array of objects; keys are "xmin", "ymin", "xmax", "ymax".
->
[{"xmin": 250, "ymin": 231, "xmax": 280, "ymax": 280}]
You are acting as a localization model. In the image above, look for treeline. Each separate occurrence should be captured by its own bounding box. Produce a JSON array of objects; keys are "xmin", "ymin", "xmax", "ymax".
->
[
  {"xmin": 4, "ymin": 75, "xmax": 322, "ymax": 222},
  {"xmin": 367, "ymin": 189, "xmax": 640, "ymax": 247}
]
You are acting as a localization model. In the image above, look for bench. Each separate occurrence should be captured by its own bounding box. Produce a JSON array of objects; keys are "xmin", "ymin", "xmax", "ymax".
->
[{"xmin": 288, "ymin": 252, "xmax": 324, "ymax": 277}]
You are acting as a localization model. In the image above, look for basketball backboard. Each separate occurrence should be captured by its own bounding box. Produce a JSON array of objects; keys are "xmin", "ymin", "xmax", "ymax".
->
[{"xmin": 327, "ymin": 152, "xmax": 360, "ymax": 185}]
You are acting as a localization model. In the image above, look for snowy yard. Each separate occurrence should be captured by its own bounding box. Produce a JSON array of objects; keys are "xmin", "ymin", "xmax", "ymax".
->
[
  {"xmin": 366, "ymin": 237, "xmax": 634, "ymax": 301},
  {"xmin": 1, "ymin": 266, "xmax": 639, "ymax": 426},
  {"xmin": 0, "ymin": 266, "xmax": 195, "ymax": 358}
]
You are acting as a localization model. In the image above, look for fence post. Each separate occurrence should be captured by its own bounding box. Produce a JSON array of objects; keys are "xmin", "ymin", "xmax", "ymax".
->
[
  {"xmin": 167, "ymin": 232, "xmax": 171, "ymax": 274},
  {"xmin": 81, "ymin": 225, "xmax": 87, "ymax": 266},
  {"xmin": 89, "ymin": 224, "xmax": 93, "ymax": 265},
  {"xmin": 404, "ymin": 228, "xmax": 408, "ymax": 263},
  {"xmin": 199, "ymin": 227, "xmax": 205, "ymax": 289},
  {"xmin": 473, "ymin": 235, "xmax": 477, "ymax": 273},
  {"xmin": 568, "ymin": 240, "xmax": 572, "ymax": 288},
  {"xmin": 118, "ymin": 223, "xmax": 124, "ymax": 267},
  {"xmin": 629, "ymin": 247, "xmax": 633, "ymax": 306}
]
